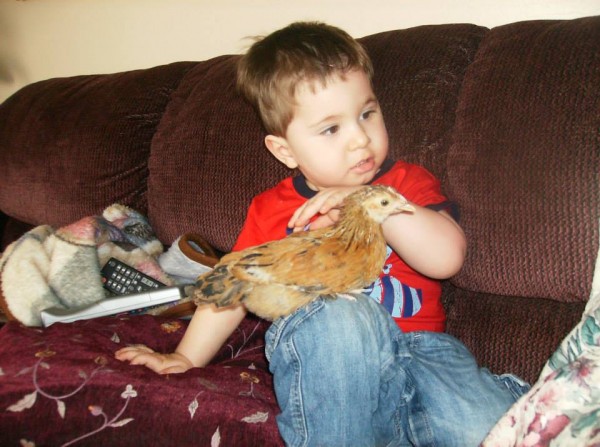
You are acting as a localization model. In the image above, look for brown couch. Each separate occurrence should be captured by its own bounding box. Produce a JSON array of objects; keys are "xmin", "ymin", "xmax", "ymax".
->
[{"xmin": 0, "ymin": 17, "xmax": 598, "ymax": 446}]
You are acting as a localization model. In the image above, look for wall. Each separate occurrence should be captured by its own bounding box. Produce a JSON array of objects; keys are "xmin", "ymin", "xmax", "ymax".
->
[{"xmin": 1, "ymin": 0, "xmax": 599, "ymax": 102}]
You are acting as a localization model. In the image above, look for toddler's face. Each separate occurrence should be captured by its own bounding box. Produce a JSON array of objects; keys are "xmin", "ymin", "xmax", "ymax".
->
[{"xmin": 282, "ymin": 70, "xmax": 389, "ymax": 191}]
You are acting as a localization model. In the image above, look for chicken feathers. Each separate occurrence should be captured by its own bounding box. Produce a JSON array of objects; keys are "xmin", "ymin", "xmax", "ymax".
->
[{"xmin": 192, "ymin": 185, "xmax": 415, "ymax": 321}]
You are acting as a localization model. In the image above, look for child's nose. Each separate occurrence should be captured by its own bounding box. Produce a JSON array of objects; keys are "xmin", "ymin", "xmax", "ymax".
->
[{"xmin": 348, "ymin": 124, "xmax": 370, "ymax": 151}]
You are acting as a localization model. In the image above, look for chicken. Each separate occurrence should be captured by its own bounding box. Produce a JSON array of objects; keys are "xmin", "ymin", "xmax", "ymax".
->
[{"xmin": 192, "ymin": 185, "xmax": 415, "ymax": 321}]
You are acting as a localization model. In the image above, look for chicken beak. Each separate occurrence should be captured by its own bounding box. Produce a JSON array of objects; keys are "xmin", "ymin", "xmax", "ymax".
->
[{"xmin": 395, "ymin": 202, "xmax": 416, "ymax": 213}]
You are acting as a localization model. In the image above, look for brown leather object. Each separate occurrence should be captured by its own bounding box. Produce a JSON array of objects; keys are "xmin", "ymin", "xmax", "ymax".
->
[{"xmin": 177, "ymin": 233, "xmax": 219, "ymax": 268}]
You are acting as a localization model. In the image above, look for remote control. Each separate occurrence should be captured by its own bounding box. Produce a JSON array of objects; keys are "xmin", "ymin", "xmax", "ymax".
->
[
  {"xmin": 101, "ymin": 257, "xmax": 165, "ymax": 294},
  {"xmin": 41, "ymin": 286, "xmax": 184, "ymax": 327}
]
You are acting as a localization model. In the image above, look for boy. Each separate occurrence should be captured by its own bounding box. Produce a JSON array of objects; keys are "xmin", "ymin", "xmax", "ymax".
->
[{"xmin": 116, "ymin": 22, "xmax": 526, "ymax": 446}]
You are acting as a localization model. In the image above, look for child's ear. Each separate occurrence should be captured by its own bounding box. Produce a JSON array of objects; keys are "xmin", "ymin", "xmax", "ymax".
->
[{"xmin": 264, "ymin": 135, "xmax": 299, "ymax": 169}]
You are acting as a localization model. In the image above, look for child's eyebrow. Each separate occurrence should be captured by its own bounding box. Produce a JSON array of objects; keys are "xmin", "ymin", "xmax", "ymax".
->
[
  {"xmin": 364, "ymin": 97, "xmax": 379, "ymax": 108},
  {"xmin": 309, "ymin": 114, "xmax": 341, "ymax": 129},
  {"xmin": 308, "ymin": 97, "xmax": 379, "ymax": 129}
]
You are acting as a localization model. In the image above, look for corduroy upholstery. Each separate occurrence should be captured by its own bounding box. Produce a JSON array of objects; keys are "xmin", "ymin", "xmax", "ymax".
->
[
  {"xmin": 446, "ymin": 18, "xmax": 599, "ymax": 380},
  {"xmin": 0, "ymin": 62, "xmax": 196, "ymax": 227},
  {"xmin": 0, "ymin": 17, "xmax": 598, "ymax": 446}
]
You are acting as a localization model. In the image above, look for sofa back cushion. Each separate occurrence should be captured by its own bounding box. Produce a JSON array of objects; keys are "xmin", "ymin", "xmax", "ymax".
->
[
  {"xmin": 447, "ymin": 17, "xmax": 600, "ymax": 302},
  {"xmin": 147, "ymin": 55, "xmax": 291, "ymax": 251},
  {"xmin": 0, "ymin": 62, "xmax": 194, "ymax": 228},
  {"xmin": 148, "ymin": 24, "xmax": 487, "ymax": 252}
]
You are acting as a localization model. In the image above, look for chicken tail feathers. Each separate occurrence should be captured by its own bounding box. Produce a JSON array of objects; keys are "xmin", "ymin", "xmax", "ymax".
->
[{"xmin": 191, "ymin": 265, "xmax": 246, "ymax": 308}]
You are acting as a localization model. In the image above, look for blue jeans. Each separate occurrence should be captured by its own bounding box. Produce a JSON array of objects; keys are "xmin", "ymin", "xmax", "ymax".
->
[{"xmin": 265, "ymin": 295, "xmax": 528, "ymax": 447}]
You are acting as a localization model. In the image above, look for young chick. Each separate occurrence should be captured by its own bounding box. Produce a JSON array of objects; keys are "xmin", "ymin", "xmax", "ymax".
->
[{"xmin": 192, "ymin": 185, "xmax": 415, "ymax": 321}]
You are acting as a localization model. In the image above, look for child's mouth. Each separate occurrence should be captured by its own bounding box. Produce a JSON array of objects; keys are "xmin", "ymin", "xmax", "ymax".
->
[{"xmin": 352, "ymin": 158, "xmax": 375, "ymax": 174}]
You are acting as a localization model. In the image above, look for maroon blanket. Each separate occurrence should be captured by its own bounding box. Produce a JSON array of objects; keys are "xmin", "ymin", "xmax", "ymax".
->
[{"xmin": 0, "ymin": 314, "xmax": 284, "ymax": 446}]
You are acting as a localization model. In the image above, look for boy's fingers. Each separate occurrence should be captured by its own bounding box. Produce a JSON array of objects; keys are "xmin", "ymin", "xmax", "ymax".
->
[
  {"xmin": 288, "ymin": 187, "xmax": 358, "ymax": 228},
  {"xmin": 126, "ymin": 353, "xmax": 167, "ymax": 373},
  {"xmin": 160, "ymin": 364, "xmax": 189, "ymax": 375},
  {"xmin": 308, "ymin": 213, "xmax": 337, "ymax": 230},
  {"xmin": 288, "ymin": 202, "xmax": 313, "ymax": 228},
  {"xmin": 115, "ymin": 345, "xmax": 154, "ymax": 361},
  {"xmin": 128, "ymin": 344, "xmax": 154, "ymax": 353},
  {"xmin": 289, "ymin": 197, "xmax": 329, "ymax": 228}
]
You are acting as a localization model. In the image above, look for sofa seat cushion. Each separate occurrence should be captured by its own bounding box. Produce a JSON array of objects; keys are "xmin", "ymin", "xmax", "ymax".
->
[
  {"xmin": 444, "ymin": 286, "xmax": 585, "ymax": 383},
  {"xmin": 0, "ymin": 314, "xmax": 283, "ymax": 446}
]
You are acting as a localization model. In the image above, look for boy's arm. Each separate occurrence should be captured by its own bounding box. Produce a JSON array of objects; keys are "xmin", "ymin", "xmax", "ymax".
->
[
  {"xmin": 383, "ymin": 206, "xmax": 466, "ymax": 279},
  {"xmin": 287, "ymin": 186, "xmax": 465, "ymax": 279},
  {"xmin": 115, "ymin": 303, "xmax": 247, "ymax": 374},
  {"xmin": 177, "ymin": 303, "xmax": 248, "ymax": 367}
]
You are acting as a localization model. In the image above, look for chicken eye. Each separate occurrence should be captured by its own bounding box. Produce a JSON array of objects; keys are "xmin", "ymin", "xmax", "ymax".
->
[{"xmin": 380, "ymin": 199, "xmax": 389, "ymax": 206}]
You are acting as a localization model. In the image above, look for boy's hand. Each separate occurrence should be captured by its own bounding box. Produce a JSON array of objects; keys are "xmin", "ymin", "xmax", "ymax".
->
[
  {"xmin": 288, "ymin": 186, "xmax": 362, "ymax": 232},
  {"xmin": 115, "ymin": 345, "xmax": 194, "ymax": 375}
]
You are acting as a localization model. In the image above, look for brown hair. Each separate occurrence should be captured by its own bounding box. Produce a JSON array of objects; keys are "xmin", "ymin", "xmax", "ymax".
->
[{"xmin": 237, "ymin": 21, "xmax": 373, "ymax": 136}]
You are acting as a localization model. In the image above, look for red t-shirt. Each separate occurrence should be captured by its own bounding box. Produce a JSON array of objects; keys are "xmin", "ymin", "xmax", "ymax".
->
[{"xmin": 233, "ymin": 159, "xmax": 456, "ymax": 332}]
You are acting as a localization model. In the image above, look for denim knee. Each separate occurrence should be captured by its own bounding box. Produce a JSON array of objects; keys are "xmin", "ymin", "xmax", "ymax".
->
[
  {"xmin": 265, "ymin": 295, "xmax": 406, "ymax": 446},
  {"xmin": 265, "ymin": 295, "xmax": 401, "ymax": 364}
]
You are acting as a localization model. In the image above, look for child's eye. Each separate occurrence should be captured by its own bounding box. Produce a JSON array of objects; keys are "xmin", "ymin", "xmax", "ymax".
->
[
  {"xmin": 360, "ymin": 110, "xmax": 375, "ymax": 120},
  {"xmin": 321, "ymin": 125, "xmax": 339, "ymax": 136}
]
